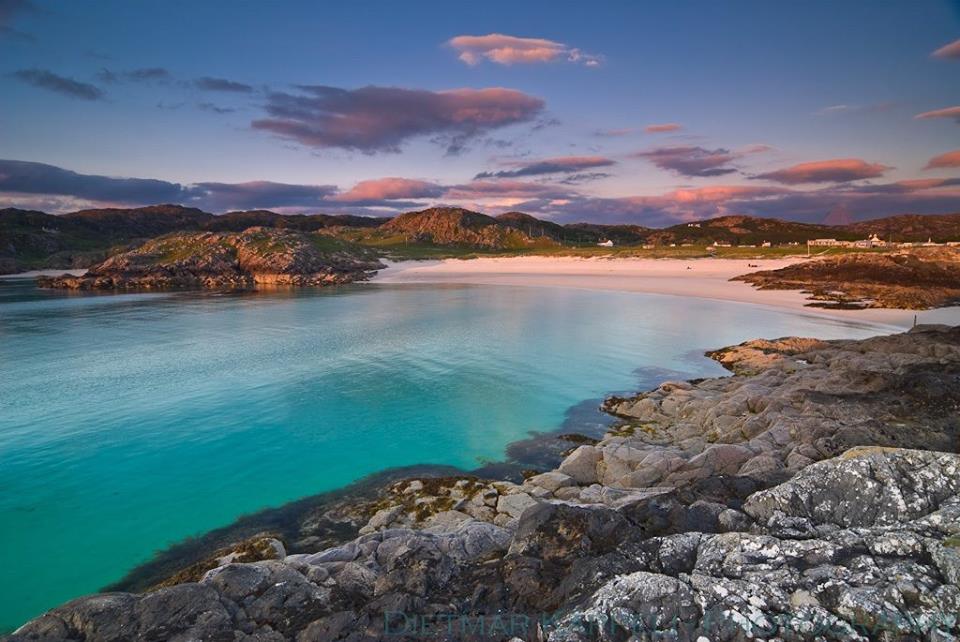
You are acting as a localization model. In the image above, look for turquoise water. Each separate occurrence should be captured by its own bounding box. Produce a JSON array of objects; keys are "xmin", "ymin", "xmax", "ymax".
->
[{"xmin": 0, "ymin": 278, "xmax": 893, "ymax": 631}]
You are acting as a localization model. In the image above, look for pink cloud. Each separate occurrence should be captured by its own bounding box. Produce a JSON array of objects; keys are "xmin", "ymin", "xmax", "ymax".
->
[
  {"xmin": 334, "ymin": 177, "xmax": 444, "ymax": 203},
  {"xmin": 644, "ymin": 123, "xmax": 682, "ymax": 133},
  {"xmin": 924, "ymin": 150, "xmax": 960, "ymax": 170},
  {"xmin": 914, "ymin": 106, "xmax": 960, "ymax": 122},
  {"xmin": 754, "ymin": 158, "xmax": 891, "ymax": 184},
  {"xmin": 447, "ymin": 33, "xmax": 601, "ymax": 67},
  {"xmin": 932, "ymin": 39, "xmax": 960, "ymax": 59},
  {"xmin": 252, "ymin": 85, "xmax": 544, "ymax": 153},
  {"xmin": 893, "ymin": 178, "xmax": 960, "ymax": 190}
]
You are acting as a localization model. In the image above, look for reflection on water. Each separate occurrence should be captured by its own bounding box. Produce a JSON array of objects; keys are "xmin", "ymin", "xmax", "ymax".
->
[{"xmin": 0, "ymin": 278, "xmax": 892, "ymax": 631}]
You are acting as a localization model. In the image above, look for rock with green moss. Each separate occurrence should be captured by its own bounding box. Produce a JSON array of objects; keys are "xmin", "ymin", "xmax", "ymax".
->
[{"xmin": 37, "ymin": 227, "xmax": 385, "ymax": 290}]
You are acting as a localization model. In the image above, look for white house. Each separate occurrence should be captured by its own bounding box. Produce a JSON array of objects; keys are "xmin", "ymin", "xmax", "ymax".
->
[{"xmin": 597, "ymin": 239, "xmax": 614, "ymax": 247}]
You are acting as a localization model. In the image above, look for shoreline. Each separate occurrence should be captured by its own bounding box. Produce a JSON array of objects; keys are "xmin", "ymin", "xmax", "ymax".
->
[
  {"xmin": 373, "ymin": 255, "xmax": 960, "ymax": 328},
  {"xmin": 13, "ymin": 325, "xmax": 960, "ymax": 639}
]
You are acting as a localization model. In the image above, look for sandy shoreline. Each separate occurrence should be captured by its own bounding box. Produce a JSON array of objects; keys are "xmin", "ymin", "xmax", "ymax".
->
[{"xmin": 374, "ymin": 256, "xmax": 960, "ymax": 329}]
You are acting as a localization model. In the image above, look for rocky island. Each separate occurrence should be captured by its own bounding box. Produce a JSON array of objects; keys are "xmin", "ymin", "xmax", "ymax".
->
[
  {"xmin": 36, "ymin": 228, "xmax": 385, "ymax": 290},
  {"xmin": 734, "ymin": 247, "xmax": 960, "ymax": 310},
  {"xmin": 9, "ymin": 324, "xmax": 960, "ymax": 641}
]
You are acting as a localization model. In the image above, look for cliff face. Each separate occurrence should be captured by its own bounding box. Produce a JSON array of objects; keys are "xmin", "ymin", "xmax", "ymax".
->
[
  {"xmin": 37, "ymin": 228, "xmax": 385, "ymax": 290},
  {"xmin": 10, "ymin": 325, "xmax": 960, "ymax": 641},
  {"xmin": 734, "ymin": 247, "xmax": 960, "ymax": 309}
]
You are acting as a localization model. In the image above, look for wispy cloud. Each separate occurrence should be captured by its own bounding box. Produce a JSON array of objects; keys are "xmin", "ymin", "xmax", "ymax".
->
[
  {"xmin": 197, "ymin": 102, "xmax": 236, "ymax": 114},
  {"xmin": 753, "ymin": 158, "xmax": 891, "ymax": 184},
  {"xmin": 448, "ymin": 33, "xmax": 602, "ymax": 67},
  {"xmin": 593, "ymin": 128, "xmax": 634, "ymax": 137},
  {"xmin": 474, "ymin": 155, "xmax": 615, "ymax": 179},
  {"xmin": 98, "ymin": 67, "xmax": 171, "ymax": 83},
  {"xmin": 252, "ymin": 85, "xmax": 544, "ymax": 154},
  {"xmin": 194, "ymin": 76, "xmax": 254, "ymax": 93},
  {"xmin": 915, "ymin": 106, "xmax": 960, "ymax": 123},
  {"xmin": 814, "ymin": 103, "xmax": 893, "ymax": 116},
  {"xmin": 0, "ymin": 0, "xmax": 35, "ymax": 42},
  {"xmin": 11, "ymin": 69, "xmax": 104, "ymax": 100},
  {"xmin": 932, "ymin": 38, "xmax": 960, "ymax": 59},
  {"xmin": 644, "ymin": 123, "xmax": 682, "ymax": 133}
]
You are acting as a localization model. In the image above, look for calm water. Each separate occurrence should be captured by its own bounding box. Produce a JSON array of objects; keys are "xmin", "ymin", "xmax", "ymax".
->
[{"xmin": 0, "ymin": 278, "xmax": 894, "ymax": 631}]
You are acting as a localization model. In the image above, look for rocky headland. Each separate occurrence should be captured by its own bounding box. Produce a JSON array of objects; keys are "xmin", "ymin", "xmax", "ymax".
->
[
  {"xmin": 8, "ymin": 325, "xmax": 960, "ymax": 641},
  {"xmin": 36, "ymin": 228, "xmax": 385, "ymax": 290},
  {"xmin": 734, "ymin": 247, "xmax": 960, "ymax": 310}
]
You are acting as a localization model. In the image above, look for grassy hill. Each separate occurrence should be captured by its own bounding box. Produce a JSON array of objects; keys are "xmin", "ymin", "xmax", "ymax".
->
[{"xmin": 376, "ymin": 207, "xmax": 558, "ymax": 251}]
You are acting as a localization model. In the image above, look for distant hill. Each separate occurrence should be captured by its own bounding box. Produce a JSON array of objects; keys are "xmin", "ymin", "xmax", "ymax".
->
[
  {"xmin": 562, "ymin": 222, "xmax": 650, "ymax": 245},
  {"xmin": 64, "ymin": 205, "xmax": 212, "ymax": 239},
  {"xmin": 380, "ymin": 207, "xmax": 555, "ymax": 249},
  {"xmin": 205, "ymin": 210, "xmax": 387, "ymax": 233},
  {"xmin": 496, "ymin": 212, "xmax": 572, "ymax": 242},
  {"xmin": 842, "ymin": 213, "xmax": 960, "ymax": 242},
  {"xmin": 646, "ymin": 216, "xmax": 854, "ymax": 246},
  {"xmin": 5, "ymin": 204, "xmax": 960, "ymax": 274}
]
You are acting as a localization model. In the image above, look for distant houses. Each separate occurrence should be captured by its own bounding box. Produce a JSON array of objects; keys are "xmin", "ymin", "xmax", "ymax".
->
[
  {"xmin": 807, "ymin": 234, "xmax": 957, "ymax": 249},
  {"xmin": 597, "ymin": 239, "xmax": 614, "ymax": 247}
]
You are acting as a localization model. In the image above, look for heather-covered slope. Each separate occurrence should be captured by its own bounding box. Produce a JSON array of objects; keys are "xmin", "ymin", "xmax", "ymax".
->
[{"xmin": 380, "ymin": 207, "xmax": 556, "ymax": 249}]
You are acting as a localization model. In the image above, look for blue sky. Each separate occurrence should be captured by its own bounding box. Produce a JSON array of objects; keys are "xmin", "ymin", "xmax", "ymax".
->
[{"xmin": 1, "ymin": 0, "xmax": 959, "ymax": 225}]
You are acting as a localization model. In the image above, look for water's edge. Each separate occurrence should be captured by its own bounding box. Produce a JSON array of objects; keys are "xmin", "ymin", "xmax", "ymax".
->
[{"xmin": 105, "ymin": 391, "xmax": 624, "ymax": 593}]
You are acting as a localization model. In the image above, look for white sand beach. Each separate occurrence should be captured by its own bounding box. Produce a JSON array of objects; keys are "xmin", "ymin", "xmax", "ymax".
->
[{"xmin": 374, "ymin": 256, "xmax": 960, "ymax": 329}]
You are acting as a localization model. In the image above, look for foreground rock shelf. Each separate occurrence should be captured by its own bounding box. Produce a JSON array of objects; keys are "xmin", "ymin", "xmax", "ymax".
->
[{"xmin": 8, "ymin": 326, "xmax": 960, "ymax": 641}]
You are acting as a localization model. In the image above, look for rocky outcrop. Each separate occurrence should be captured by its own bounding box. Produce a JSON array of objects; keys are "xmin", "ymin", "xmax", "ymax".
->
[
  {"xmin": 734, "ymin": 247, "xmax": 960, "ymax": 309},
  {"xmin": 8, "ymin": 326, "xmax": 960, "ymax": 641},
  {"xmin": 379, "ymin": 207, "xmax": 555, "ymax": 250},
  {"xmin": 37, "ymin": 228, "xmax": 385, "ymax": 290}
]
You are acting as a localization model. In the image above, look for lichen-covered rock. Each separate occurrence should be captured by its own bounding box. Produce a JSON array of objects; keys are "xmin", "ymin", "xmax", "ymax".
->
[{"xmin": 743, "ymin": 447, "xmax": 960, "ymax": 528}]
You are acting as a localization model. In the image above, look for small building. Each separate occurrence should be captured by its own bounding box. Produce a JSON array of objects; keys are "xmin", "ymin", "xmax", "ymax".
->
[
  {"xmin": 809, "ymin": 238, "xmax": 843, "ymax": 247},
  {"xmin": 761, "ymin": 241, "xmax": 772, "ymax": 248},
  {"xmin": 597, "ymin": 239, "xmax": 614, "ymax": 247}
]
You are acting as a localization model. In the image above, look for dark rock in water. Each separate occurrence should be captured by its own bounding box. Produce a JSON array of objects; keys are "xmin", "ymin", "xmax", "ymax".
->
[{"xmin": 9, "ymin": 327, "xmax": 960, "ymax": 641}]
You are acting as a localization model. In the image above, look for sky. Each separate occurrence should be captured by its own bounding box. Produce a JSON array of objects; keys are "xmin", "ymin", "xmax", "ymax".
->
[{"xmin": 1, "ymin": 0, "xmax": 959, "ymax": 226}]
